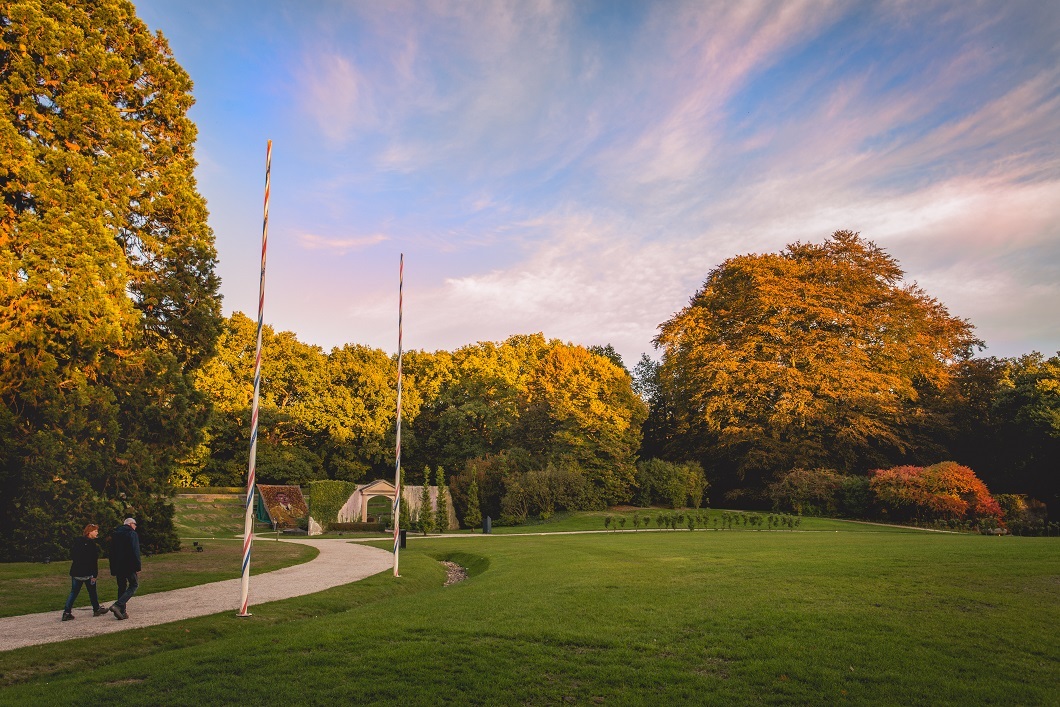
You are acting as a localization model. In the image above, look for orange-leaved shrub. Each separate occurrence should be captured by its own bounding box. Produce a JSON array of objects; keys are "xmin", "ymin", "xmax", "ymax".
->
[{"xmin": 870, "ymin": 462, "xmax": 1002, "ymax": 525}]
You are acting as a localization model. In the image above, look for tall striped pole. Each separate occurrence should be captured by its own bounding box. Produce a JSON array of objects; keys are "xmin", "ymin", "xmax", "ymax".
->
[
  {"xmin": 239, "ymin": 139, "xmax": 271, "ymax": 617},
  {"xmin": 391, "ymin": 254, "xmax": 404, "ymax": 577}
]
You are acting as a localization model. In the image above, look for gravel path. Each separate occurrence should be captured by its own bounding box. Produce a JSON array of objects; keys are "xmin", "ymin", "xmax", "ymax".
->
[{"xmin": 0, "ymin": 539, "xmax": 392, "ymax": 653}]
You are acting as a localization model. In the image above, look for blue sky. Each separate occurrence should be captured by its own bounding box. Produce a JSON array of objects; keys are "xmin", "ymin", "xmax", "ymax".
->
[{"xmin": 134, "ymin": 0, "xmax": 1060, "ymax": 366}]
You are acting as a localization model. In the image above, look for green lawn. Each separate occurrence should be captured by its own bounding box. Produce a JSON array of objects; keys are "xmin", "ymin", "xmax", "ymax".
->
[
  {"xmin": 172, "ymin": 494, "xmax": 260, "ymax": 538},
  {"xmin": 0, "ymin": 530, "xmax": 1056, "ymax": 705}
]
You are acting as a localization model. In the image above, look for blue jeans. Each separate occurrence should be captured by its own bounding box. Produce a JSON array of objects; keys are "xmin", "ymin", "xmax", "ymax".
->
[
  {"xmin": 115, "ymin": 573, "xmax": 139, "ymax": 609},
  {"xmin": 63, "ymin": 577, "xmax": 100, "ymax": 613}
]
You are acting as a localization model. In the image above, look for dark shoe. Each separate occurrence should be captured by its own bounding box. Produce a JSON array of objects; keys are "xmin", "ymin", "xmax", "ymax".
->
[
  {"xmin": 93, "ymin": 607, "xmax": 109, "ymax": 617},
  {"xmin": 110, "ymin": 604, "xmax": 125, "ymax": 619},
  {"xmin": 61, "ymin": 612, "xmax": 74, "ymax": 621}
]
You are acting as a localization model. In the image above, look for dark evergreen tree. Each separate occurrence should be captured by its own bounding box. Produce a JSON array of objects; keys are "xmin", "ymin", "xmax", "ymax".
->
[
  {"xmin": 463, "ymin": 474, "xmax": 482, "ymax": 529},
  {"xmin": 991, "ymin": 353, "xmax": 1059, "ymax": 516},
  {"xmin": 434, "ymin": 465, "xmax": 449, "ymax": 532},
  {"xmin": 633, "ymin": 353, "xmax": 672, "ymax": 461},
  {"xmin": 418, "ymin": 476, "xmax": 434, "ymax": 535}
]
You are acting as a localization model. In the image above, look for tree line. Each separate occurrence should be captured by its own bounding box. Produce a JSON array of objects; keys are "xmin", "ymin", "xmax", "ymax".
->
[
  {"xmin": 3, "ymin": 2, "xmax": 1055, "ymax": 559},
  {"xmin": 187, "ymin": 316, "xmax": 648, "ymax": 526}
]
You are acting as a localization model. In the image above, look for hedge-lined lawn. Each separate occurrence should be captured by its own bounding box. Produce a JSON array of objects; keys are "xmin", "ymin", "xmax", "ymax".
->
[
  {"xmin": 172, "ymin": 492, "xmax": 917, "ymax": 539},
  {"xmin": 0, "ymin": 539, "xmax": 317, "ymax": 618},
  {"xmin": 1, "ymin": 532, "xmax": 1056, "ymax": 705},
  {"xmin": 173, "ymin": 492, "xmax": 919, "ymax": 541},
  {"xmin": 475, "ymin": 507, "xmax": 919, "ymax": 534}
]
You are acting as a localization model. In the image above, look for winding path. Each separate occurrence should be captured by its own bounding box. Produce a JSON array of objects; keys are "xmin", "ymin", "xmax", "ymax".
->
[{"xmin": 0, "ymin": 539, "xmax": 392, "ymax": 652}]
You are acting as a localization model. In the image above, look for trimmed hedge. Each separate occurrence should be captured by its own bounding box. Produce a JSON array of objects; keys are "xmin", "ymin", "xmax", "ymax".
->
[
  {"xmin": 308, "ymin": 480, "xmax": 357, "ymax": 530},
  {"xmin": 329, "ymin": 522, "xmax": 387, "ymax": 532}
]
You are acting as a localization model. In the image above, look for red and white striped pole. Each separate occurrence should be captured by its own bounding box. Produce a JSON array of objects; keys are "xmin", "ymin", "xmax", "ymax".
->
[
  {"xmin": 391, "ymin": 254, "xmax": 404, "ymax": 576},
  {"xmin": 239, "ymin": 139, "xmax": 271, "ymax": 616}
]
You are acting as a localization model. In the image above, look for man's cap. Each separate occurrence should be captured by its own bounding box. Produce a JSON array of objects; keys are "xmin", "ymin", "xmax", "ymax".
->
[{"xmin": 124, "ymin": 518, "xmax": 137, "ymax": 526}]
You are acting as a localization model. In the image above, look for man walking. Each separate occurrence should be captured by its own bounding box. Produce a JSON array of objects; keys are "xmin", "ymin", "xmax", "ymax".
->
[{"xmin": 108, "ymin": 518, "xmax": 141, "ymax": 620}]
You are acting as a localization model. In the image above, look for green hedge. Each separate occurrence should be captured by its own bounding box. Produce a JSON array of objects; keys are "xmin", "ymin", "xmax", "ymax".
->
[{"xmin": 308, "ymin": 480, "xmax": 357, "ymax": 529}]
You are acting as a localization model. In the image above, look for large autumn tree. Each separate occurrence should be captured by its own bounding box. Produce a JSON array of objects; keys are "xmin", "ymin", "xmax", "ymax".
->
[
  {"xmin": 655, "ymin": 231, "xmax": 979, "ymax": 500},
  {"xmin": 0, "ymin": 0, "xmax": 221, "ymax": 558}
]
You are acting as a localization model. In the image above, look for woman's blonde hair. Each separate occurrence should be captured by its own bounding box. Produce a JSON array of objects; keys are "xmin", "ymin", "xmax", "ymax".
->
[{"xmin": 83, "ymin": 524, "xmax": 98, "ymax": 537}]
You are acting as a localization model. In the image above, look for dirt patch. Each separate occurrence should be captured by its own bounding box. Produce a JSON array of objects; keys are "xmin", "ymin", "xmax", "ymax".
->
[{"xmin": 441, "ymin": 561, "xmax": 468, "ymax": 587}]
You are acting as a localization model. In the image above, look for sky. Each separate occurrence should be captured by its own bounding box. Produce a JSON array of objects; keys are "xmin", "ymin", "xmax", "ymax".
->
[{"xmin": 133, "ymin": 0, "xmax": 1060, "ymax": 367}]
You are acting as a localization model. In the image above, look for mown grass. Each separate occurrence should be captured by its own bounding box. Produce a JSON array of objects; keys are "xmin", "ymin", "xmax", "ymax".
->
[
  {"xmin": 1, "ymin": 530, "xmax": 1056, "ymax": 705},
  {"xmin": 172, "ymin": 494, "xmax": 255, "ymax": 538}
]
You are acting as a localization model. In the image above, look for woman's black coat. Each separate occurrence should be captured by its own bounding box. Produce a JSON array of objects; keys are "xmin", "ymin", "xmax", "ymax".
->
[{"xmin": 69, "ymin": 537, "xmax": 99, "ymax": 578}]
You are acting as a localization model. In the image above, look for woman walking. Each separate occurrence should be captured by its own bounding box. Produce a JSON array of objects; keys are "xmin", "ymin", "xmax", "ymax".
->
[{"xmin": 61, "ymin": 524, "xmax": 108, "ymax": 621}]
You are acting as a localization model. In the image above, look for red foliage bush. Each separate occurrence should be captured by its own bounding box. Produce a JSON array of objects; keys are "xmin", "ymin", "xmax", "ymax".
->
[{"xmin": 870, "ymin": 462, "xmax": 1003, "ymax": 525}]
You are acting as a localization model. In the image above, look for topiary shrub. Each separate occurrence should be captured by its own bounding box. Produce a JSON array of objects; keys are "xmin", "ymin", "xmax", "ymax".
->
[
  {"xmin": 462, "ymin": 475, "xmax": 483, "ymax": 529},
  {"xmin": 418, "ymin": 480, "xmax": 435, "ymax": 535}
]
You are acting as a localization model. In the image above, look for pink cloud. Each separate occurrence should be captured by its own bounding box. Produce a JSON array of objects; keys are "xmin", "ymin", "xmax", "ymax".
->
[{"xmin": 297, "ymin": 233, "xmax": 389, "ymax": 254}]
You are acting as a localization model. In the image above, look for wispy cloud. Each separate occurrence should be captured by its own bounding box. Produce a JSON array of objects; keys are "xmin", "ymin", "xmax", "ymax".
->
[
  {"xmin": 601, "ymin": 1, "xmax": 846, "ymax": 188},
  {"xmin": 297, "ymin": 232, "xmax": 388, "ymax": 254},
  {"xmin": 143, "ymin": 0, "xmax": 1060, "ymax": 361},
  {"xmin": 297, "ymin": 52, "xmax": 376, "ymax": 143}
]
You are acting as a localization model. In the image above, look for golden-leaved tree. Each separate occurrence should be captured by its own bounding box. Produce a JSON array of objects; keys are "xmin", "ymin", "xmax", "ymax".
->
[
  {"xmin": 0, "ymin": 0, "xmax": 221, "ymax": 558},
  {"xmin": 654, "ymin": 231, "xmax": 979, "ymax": 498}
]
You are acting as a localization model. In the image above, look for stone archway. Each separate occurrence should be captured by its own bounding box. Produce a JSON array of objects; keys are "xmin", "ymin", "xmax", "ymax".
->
[
  {"xmin": 335, "ymin": 479, "xmax": 457, "ymax": 529},
  {"xmin": 336, "ymin": 479, "xmax": 397, "ymax": 523},
  {"xmin": 359, "ymin": 490, "xmax": 396, "ymax": 522}
]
